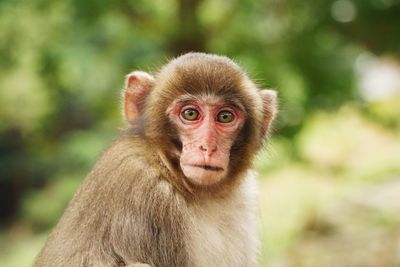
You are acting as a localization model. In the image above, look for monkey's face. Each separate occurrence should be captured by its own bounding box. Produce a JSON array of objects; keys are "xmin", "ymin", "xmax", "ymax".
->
[
  {"xmin": 128, "ymin": 53, "xmax": 277, "ymax": 192},
  {"xmin": 168, "ymin": 94, "xmax": 245, "ymax": 186}
]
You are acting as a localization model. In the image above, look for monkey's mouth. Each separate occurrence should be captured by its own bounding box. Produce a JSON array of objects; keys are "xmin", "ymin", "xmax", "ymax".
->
[{"xmin": 192, "ymin": 165, "xmax": 224, "ymax": 172}]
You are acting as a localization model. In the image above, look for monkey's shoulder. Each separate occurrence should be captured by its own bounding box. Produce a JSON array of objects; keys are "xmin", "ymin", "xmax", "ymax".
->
[
  {"xmin": 84, "ymin": 135, "xmax": 179, "ymax": 202},
  {"xmin": 60, "ymin": 134, "xmax": 182, "ymax": 230},
  {"xmin": 91, "ymin": 136, "xmax": 162, "ymax": 178}
]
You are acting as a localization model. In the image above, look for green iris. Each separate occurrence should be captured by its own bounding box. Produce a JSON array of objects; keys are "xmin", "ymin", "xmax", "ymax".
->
[
  {"xmin": 181, "ymin": 108, "xmax": 199, "ymax": 121},
  {"xmin": 217, "ymin": 110, "xmax": 234, "ymax": 123}
]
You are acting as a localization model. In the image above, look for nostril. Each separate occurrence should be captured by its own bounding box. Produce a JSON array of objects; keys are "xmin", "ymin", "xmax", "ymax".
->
[
  {"xmin": 199, "ymin": 145, "xmax": 207, "ymax": 152},
  {"xmin": 199, "ymin": 145, "xmax": 217, "ymax": 154}
]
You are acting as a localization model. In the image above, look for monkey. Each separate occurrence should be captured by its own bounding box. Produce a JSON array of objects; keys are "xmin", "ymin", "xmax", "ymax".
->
[{"xmin": 34, "ymin": 52, "xmax": 277, "ymax": 267}]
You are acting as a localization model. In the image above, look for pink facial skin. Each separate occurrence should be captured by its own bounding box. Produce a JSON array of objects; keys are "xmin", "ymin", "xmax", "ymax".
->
[{"xmin": 168, "ymin": 95, "xmax": 245, "ymax": 186}]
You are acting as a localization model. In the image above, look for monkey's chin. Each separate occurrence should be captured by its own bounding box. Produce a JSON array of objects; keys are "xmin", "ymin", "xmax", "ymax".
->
[{"xmin": 181, "ymin": 164, "xmax": 226, "ymax": 186}]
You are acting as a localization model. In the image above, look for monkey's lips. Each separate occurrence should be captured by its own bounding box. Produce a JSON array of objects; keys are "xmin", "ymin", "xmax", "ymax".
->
[
  {"xmin": 191, "ymin": 164, "xmax": 224, "ymax": 172},
  {"xmin": 181, "ymin": 163, "xmax": 226, "ymax": 186}
]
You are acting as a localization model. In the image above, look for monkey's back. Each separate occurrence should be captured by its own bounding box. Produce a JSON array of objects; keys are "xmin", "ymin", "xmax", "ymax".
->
[{"xmin": 34, "ymin": 136, "xmax": 189, "ymax": 267}]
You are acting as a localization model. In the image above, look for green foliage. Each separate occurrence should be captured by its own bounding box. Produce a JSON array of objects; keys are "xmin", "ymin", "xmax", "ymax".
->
[
  {"xmin": 22, "ymin": 177, "xmax": 81, "ymax": 231},
  {"xmin": 0, "ymin": 0, "xmax": 399, "ymax": 266},
  {"xmin": 297, "ymin": 106, "xmax": 400, "ymax": 180}
]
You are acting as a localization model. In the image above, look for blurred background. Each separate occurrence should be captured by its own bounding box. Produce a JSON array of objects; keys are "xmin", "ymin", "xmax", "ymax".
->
[{"xmin": 0, "ymin": 0, "xmax": 399, "ymax": 266}]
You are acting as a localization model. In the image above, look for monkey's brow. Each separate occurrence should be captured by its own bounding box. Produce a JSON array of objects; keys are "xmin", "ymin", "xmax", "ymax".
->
[
  {"xmin": 223, "ymin": 98, "xmax": 245, "ymax": 111},
  {"xmin": 175, "ymin": 97, "xmax": 197, "ymax": 106},
  {"xmin": 174, "ymin": 95, "xmax": 245, "ymax": 111}
]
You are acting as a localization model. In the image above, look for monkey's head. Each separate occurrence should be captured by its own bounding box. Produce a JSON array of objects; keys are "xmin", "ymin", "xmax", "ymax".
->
[{"xmin": 123, "ymin": 53, "xmax": 277, "ymax": 194}]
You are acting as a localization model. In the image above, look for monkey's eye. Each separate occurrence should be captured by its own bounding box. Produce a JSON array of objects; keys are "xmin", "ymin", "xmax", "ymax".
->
[
  {"xmin": 217, "ymin": 110, "xmax": 235, "ymax": 123},
  {"xmin": 181, "ymin": 108, "xmax": 200, "ymax": 121}
]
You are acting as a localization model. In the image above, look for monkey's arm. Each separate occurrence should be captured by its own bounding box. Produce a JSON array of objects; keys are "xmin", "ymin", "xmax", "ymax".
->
[{"xmin": 35, "ymin": 138, "xmax": 188, "ymax": 267}]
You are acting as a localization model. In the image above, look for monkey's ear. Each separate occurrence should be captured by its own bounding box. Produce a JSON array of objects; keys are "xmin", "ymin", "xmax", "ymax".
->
[
  {"xmin": 123, "ymin": 71, "xmax": 155, "ymax": 123},
  {"xmin": 260, "ymin": 89, "xmax": 278, "ymax": 136}
]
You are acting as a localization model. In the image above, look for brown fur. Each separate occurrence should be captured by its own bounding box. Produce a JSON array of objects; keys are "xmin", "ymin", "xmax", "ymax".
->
[
  {"xmin": 145, "ymin": 53, "xmax": 274, "ymax": 198},
  {"xmin": 35, "ymin": 136, "xmax": 188, "ymax": 266},
  {"xmin": 34, "ymin": 53, "xmax": 277, "ymax": 267}
]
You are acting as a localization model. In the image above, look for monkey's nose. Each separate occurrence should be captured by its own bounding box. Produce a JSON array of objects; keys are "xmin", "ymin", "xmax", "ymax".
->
[{"xmin": 199, "ymin": 144, "xmax": 217, "ymax": 155}]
